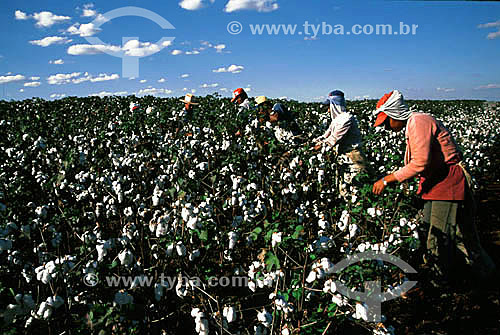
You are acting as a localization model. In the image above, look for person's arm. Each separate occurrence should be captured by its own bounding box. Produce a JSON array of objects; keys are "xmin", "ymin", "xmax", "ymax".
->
[
  {"xmin": 323, "ymin": 113, "xmax": 352, "ymax": 147},
  {"xmin": 373, "ymin": 116, "xmax": 434, "ymax": 194},
  {"xmin": 372, "ymin": 173, "xmax": 398, "ymax": 195},
  {"xmin": 393, "ymin": 116, "xmax": 434, "ymax": 182}
]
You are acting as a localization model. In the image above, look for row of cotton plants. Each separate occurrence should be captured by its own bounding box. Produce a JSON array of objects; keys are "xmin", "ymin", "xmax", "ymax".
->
[{"xmin": 0, "ymin": 96, "xmax": 498, "ymax": 334}]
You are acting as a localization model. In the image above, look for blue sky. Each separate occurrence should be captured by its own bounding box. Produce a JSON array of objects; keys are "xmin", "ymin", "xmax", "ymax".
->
[{"xmin": 0, "ymin": 0, "xmax": 499, "ymax": 101}]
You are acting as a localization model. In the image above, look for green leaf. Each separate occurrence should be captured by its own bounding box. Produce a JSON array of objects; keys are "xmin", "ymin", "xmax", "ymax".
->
[
  {"xmin": 252, "ymin": 227, "xmax": 263, "ymax": 235},
  {"xmin": 199, "ymin": 230, "xmax": 208, "ymax": 241},
  {"xmin": 265, "ymin": 251, "xmax": 280, "ymax": 271},
  {"xmin": 109, "ymin": 261, "xmax": 118, "ymax": 269},
  {"xmin": 292, "ymin": 225, "xmax": 304, "ymax": 239}
]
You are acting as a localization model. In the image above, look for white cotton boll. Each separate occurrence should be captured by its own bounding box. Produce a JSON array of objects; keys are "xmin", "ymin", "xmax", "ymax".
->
[
  {"xmin": 166, "ymin": 243, "xmax": 174, "ymax": 256},
  {"xmin": 176, "ymin": 242, "xmax": 186, "ymax": 256},
  {"xmin": 257, "ymin": 309, "xmax": 272, "ymax": 328},
  {"xmin": 189, "ymin": 249, "xmax": 200, "ymax": 261},
  {"xmin": 354, "ymin": 303, "xmax": 369, "ymax": 321},
  {"xmin": 35, "ymin": 206, "xmax": 48, "ymax": 219},
  {"xmin": 118, "ymin": 249, "xmax": 134, "ymax": 266},
  {"xmin": 331, "ymin": 294, "xmax": 344, "ymax": 306},
  {"xmin": 37, "ymin": 302, "xmax": 51, "ymax": 319},
  {"xmin": 271, "ymin": 232, "xmax": 282, "ymax": 248},
  {"xmin": 306, "ymin": 270, "xmax": 317, "ymax": 283},
  {"xmin": 46, "ymin": 295, "xmax": 64, "ymax": 309},
  {"xmin": 156, "ymin": 223, "xmax": 168, "ymax": 237},
  {"xmin": 223, "ymin": 306, "xmax": 236, "ymax": 323},
  {"xmin": 152, "ymin": 194, "xmax": 161, "ymax": 206},
  {"xmin": 228, "ymin": 231, "xmax": 238, "ymax": 249},
  {"xmin": 348, "ymin": 224, "xmax": 358, "ymax": 239},
  {"xmin": 367, "ymin": 208, "xmax": 376, "ymax": 217},
  {"xmin": 248, "ymin": 281, "xmax": 256, "ymax": 292},
  {"xmin": 123, "ymin": 207, "xmax": 133, "ymax": 217},
  {"xmin": 187, "ymin": 217, "xmax": 198, "ymax": 230}
]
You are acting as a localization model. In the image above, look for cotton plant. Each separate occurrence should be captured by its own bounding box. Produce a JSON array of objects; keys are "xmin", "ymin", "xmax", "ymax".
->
[{"xmin": 1, "ymin": 97, "xmax": 498, "ymax": 333}]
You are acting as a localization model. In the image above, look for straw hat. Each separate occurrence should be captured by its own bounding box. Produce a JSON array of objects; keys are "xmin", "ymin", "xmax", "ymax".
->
[{"xmin": 180, "ymin": 93, "xmax": 199, "ymax": 105}]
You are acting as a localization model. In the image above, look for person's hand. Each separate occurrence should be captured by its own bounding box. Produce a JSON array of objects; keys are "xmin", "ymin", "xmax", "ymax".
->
[
  {"xmin": 311, "ymin": 144, "xmax": 322, "ymax": 151},
  {"xmin": 372, "ymin": 179, "xmax": 386, "ymax": 195}
]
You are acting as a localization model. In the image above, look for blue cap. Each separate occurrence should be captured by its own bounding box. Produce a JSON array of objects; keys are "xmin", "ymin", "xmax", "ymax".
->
[{"xmin": 321, "ymin": 90, "xmax": 345, "ymax": 106}]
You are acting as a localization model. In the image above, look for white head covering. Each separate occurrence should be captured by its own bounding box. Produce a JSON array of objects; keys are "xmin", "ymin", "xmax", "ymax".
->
[{"xmin": 373, "ymin": 90, "xmax": 412, "ymax": 121}]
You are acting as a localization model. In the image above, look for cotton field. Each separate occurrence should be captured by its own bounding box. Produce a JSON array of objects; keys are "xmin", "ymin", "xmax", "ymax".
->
[{"xmin": 0, "ymin": 96, "xmax": 499, "ymax": 334}]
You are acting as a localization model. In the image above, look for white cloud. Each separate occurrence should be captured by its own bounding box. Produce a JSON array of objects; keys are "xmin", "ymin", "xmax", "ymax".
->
[
  {"xmin": 158, "ymin": 78, "xmax": 166, "ymax": 83},
  {"xmin": 179, "ymin": 0, "xmax": 214, "ymax": 10},
  {"xmin": 30, "ymin": 36, "xmax": 72, "ymax": 47},
  {"xmin": 171, "ymin": 49, "xmax": 183, "ymax": 55},
  {"xmin": 0, "ymin": 74, "xmax": 25, "ymax": 84},
  {"xmin": 200, "ymin": 41, "xmax": 229, "ymax": 53},
  {"xmin": 49, "ymin": 59, "xmax": 64, "ymax": 65},
  {"xmin": 191, "ymin": 89, "xmax": 197, "ymax": 93},
  {"xmin": 15, "ymin": 10, "xmax": 29, "ymax": 20},
  {"xmin": 24, "ymin": 81, "xmax": 41, "ymax": 87},
  {"xmin": 487, "ymin": 31, "xmax": 500, "ymax": 40},
  {"xmin": 475, "ymin": 84, "xmax": 500, "ymax": 90},
  {"xmin": 185, "ymin": 50, "xmax": 200, "ymax": 55},
  {"xmin": 47, "ymin": 72, "xmax": 81, "ymax": 85},
  {"xmin": 69, "ymin": 40, "xmax": 173, "ymax": 57},
  {"xmin": 67, "ymin": 44, "xmax": 121, "ymax": 55},
  {"xmin": 50, "ymin": 93, "xmax": 66, "ymax": 99},
  {"xmin": 200, "ymin": 83, "xmax": 219, "ymax": 88},
  {"xmin": 220, "ymin": 88, "xmax": 228, "ymax": 92},
  {"xmin": 214, "ymin": 44, "xmax": 226, "ymax": 53},
  {"xmin": 82, "ymin": 4, "xmax": 97, "ymax": 17},
  {"xmin": 224, "ymin": 0, "xmax": 279, "ymax": 13},
  {"xmin": 67, "ymin": 23, "xmax": 101, "ymax": 37},
  {"xmin": 33, "ymin": 11, "xmax": 71, "ymax": 27},
  {"xmin": 140, "ymin": 79, "xmax": 147, "ymax": 83},
  {"xmin": 19, "ymin": 88, "xmax": 24, "ymax": 92},
  {"xmin": 212, "ymin": 64, "xmax": 244, "ymax": 74},
  {"xmin": 136, "ymin": 87, "xmax": 173, "ymax": 95},
  {"xmin": 436, "ymin": 87, "xmax": 455, "ymax": 93},
  {"xmin": 123, "ymin": 39, "xmax": 172, "ymax": 57},
  {"xmin": 70, "ymin": 72, "xmax": 119, "ymax": 84},
  {"xmin": 90, "ymin": 91, "xmax": 128, "ymax": 97},
  {"xmin": 478, "ymin": 20, "xmax": 500, "ymax": 40},
  {"xmin": 478, "ymin": 20, "xmax": 500, "ymax": 29},
  {"xmin": 30, "ymin": 76, "xmax": 40, "ymax": 80},
  {"xmin": 90, "ymin": 73, "xmax": 119, "ymax": 82},
  {"xmin": 181, "ymin": 74, "xmax": 190, "ymax": 78}
]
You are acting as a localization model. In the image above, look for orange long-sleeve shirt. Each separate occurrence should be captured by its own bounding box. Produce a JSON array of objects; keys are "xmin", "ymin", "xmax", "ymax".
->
[{"xmin": 393, "ymin": 113, "xmax": 466, "ymax": 200}]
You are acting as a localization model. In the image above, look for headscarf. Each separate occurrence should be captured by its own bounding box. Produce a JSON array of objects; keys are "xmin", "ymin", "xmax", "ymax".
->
[
  {"xmin": 373, "ymin": 90, "xmax": 412, "ymax": 121},
  {"xmin": 327, "ymin": 92, "xmax": 347, "ymax": 119}
]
